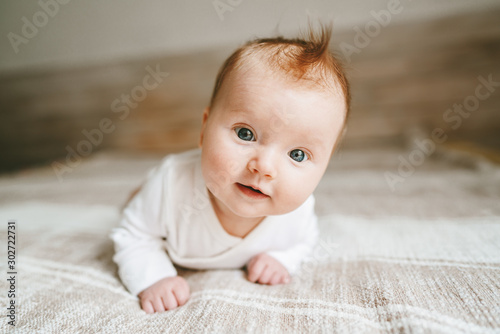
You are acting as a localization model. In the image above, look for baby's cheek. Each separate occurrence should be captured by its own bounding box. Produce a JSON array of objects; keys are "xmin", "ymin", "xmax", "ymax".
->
[
  {"xmin": 273, "ymin": 190, "xmax": 306, "ymax": 215},
  {"xmin": 202, "ymin": 144, "xmax": 241, "ymax": 192},
  {"xmin": 203, "ymin": 157, "xmax": 228, "ymax": 190},
  {"xmin": 277, "ymin": 172, "xmax": 317, "ymax": 211}
]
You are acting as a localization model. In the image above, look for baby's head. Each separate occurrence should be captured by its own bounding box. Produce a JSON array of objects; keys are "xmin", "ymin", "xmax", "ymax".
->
[{"xmin": 200, "ymin": 26, "xmax": 350, "ymax": 219}]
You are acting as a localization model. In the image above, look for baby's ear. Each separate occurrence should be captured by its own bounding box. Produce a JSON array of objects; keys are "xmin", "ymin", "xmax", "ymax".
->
[{"xmin": 199, "ymin": 106, "xmax": 210, "ymax": 148}]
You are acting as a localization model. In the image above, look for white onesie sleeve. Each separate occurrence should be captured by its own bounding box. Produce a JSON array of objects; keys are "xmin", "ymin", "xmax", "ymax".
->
[
  {"xmin": 265, "ymin": 196, "xmax": 320, "ymax": 275},
  {"xmin": 109, "ymin": 164, "xmax": 177, "ymax": 296}
]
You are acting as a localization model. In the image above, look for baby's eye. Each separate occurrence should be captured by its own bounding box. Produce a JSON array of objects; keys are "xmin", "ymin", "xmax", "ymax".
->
[
  {"xmin": 289, "ymin": 149, "xmax": 308, "ymax": 162},
  {"xmin": 235, "ymin": 127, "xmax": 255, "ymax": 141}
]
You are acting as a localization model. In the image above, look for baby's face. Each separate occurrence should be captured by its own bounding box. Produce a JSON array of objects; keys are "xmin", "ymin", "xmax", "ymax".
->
[{"xmin": 200, "ymin": 64, "xmax": 346, "ymax": 219}]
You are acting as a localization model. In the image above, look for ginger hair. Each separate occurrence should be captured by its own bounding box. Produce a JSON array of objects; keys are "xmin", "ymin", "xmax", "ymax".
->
[{"xmin": 209, "ymin": 25, "xmax": 351, "ymax": 122}]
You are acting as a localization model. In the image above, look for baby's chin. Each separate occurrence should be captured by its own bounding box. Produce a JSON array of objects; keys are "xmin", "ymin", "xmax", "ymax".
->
[
  {"xmin": 226, "ymin": 200, "xmax": 300, "ymax": 219},
  {"xmin": 221, "ymin": 201, "xmax": 268, "ymax": 218}
]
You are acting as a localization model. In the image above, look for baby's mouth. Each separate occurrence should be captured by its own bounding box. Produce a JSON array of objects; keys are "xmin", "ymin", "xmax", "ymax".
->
[
  {"xmin": 236, "ymin": 183, "xmax": 269, "ymax": 198},
  {"xmin": 243, "ymin": 184, "xmax": 263, "ymax": 193}
]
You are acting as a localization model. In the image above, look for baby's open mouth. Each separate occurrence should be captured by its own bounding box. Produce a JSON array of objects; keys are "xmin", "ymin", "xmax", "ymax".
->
[
  {"xmin": 236, "ymin": 183, "xmax": 269, "ymax": 198},
  {"xmin": 242, "ymin": 184, "xmax": 263, "ymax": 194}
]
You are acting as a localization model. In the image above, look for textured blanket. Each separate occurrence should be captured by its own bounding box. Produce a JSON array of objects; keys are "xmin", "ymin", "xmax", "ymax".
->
[{"xmin": 0, "ymin": 145, "xmax": 499, "ymax": 333}]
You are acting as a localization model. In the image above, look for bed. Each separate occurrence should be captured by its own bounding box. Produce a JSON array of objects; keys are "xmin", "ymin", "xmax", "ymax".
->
[{"xmin": 1, "ymin": 143, "xmax": 499, "ymax": 333}]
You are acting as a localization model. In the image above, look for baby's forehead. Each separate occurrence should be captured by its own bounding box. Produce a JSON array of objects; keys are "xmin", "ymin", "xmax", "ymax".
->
[
  {"xmin": 226, "ymin": 60, "xmax": 345, "ymax": 104},
  {"xmin": 223, "ymin": 68, "xmax": 345, "ymax": 114}
]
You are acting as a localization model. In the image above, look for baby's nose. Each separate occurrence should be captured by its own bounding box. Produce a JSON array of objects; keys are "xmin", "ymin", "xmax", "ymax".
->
[{"xmin": 247, "ymin": 150, "xmax": 277, "ymax": 179}]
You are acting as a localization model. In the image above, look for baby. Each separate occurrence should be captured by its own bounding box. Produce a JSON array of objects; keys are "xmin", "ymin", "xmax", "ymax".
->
[{"xmin": 110, "ymin": 26, "xmax": 350, "ymax": 314}]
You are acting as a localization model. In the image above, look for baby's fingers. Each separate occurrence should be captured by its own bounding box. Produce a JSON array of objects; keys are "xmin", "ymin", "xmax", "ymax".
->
[
  {"xmin": 257, "ymin": 266, "xmax": 274, "ymax": 284},
  {"xmin": 248, "ymin": 261, "xmax": 266, "ymax": 283},
  {"xmin": 152, "ymin": 296, "xmax": 166, "ymax": 313},
  {"xmin": 269, "ymin": 272, "xmax": 282, "ymax": 285},
  {"xmin": 162, "ymin": 292, "xmax": 179, "ymax": 311},
  {"xmin": 270, "ymin": 271, "xmax": 290, "ymax": 285},
  {"xmin": 141, "ymin": 299, "xmax": 155, "ymax": 314},
  {"xmin": 172, "ymin": 283, "xmax": 190, "ymax": 307}
]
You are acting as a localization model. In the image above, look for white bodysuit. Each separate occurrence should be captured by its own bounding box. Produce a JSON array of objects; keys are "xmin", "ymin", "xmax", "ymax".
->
[{"xmin": 110, "ymin": 149, "xmax": 319, "ymax": 296}]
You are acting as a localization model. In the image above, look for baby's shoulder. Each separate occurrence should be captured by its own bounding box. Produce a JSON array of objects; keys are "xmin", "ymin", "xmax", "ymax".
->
[
  {"xmin": 157, "ymin": 148, "xmax": 201, "ymax": 171},
  {"xmin": 147, "ymin": 148, "xmax": 202, "ymax": 194}
]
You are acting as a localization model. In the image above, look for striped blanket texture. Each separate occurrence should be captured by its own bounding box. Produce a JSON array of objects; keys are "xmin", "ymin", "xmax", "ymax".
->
[{"xmin": 0, "ymin": 145, "xmax": 499, "ymax": 333}]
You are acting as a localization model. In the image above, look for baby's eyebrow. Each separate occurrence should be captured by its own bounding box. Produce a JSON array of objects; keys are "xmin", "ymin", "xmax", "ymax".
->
[
  {"xmin": 228, "ymin": 107, "xmax": 251, "ymax": 114},
  {"xmin": 303, "ymin": 135, "xmax": 327, "ymax": 151},
  {"xmin": 305, "ymin": 134, "xmax": 323, "ymax": 146}
]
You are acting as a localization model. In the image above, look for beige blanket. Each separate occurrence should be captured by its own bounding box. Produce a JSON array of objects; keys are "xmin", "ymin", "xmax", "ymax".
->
[{"xmin": 1, "ymin": 145, "xmax": 499, "ymax": 333}]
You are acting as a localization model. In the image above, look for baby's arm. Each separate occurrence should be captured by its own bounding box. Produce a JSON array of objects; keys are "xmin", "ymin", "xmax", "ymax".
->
[
  {"xmin": 110, "ymin": 164, "xmax": 190, "ymax": 312},
  {"xmin": 111, "ymin": 205, "xmax": 185, "ymax": 312}
]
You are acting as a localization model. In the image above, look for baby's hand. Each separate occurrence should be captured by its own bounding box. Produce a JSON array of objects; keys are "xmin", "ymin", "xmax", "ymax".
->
[
  {"xmin": 247, "ymin": 253, "xmax": 290, "ymax": 285},
  {"xmin": 138, "ymin": 276, "xmax": 190, "ymax": 313}
]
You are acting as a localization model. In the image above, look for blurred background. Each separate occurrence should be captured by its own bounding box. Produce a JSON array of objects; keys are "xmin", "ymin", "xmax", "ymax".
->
[{"xmin": 0, "ymin": 0, "xmax": 499, "ymax": 174}]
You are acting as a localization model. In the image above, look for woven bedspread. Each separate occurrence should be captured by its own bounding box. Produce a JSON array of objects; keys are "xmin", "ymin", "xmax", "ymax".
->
[{"xmin": 0, "ymin": 145, "xmax": 499, "ymax": 333}]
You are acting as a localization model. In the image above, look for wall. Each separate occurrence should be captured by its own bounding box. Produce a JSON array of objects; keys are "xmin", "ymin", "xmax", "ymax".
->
[{"xmin": 1, "ymin": 0, "xmax": 499, "ymax": 72}]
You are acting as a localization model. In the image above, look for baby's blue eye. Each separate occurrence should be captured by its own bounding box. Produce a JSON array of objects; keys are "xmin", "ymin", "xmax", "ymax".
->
[
  {"xmin": 289, "ymin": 149, "xmax": 308, "ymax": 162},
  {"xmin": 235, "ymin": 127, "xmax": 255, "ymax": 141}
]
